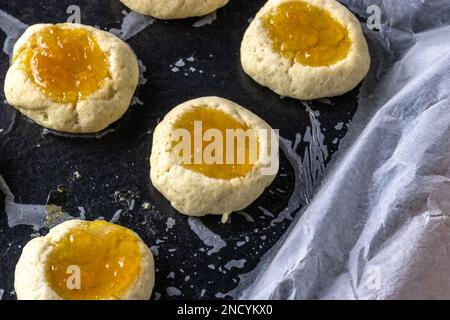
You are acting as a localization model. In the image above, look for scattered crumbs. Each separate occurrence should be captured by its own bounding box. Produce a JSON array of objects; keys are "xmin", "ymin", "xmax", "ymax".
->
[
  {"xmin": 97, "ymin": 216, "xmax": 105, "ymax": 220},
  {"xmin": 154, "ymin": 292, "xmax": 161, "ymax": 300},
  {"xmin": 208, "ymin": 264, "xmax": 215, "ymax": 270},
  {"xmin": 167, "ymin": 272, "xmax": 175, "ymax": 279},
  {"xmin": 167, "ymin": 287, "xmax": 182, "ymax": 297},
  {"xmin": 189, "ymin": 67, "xmax": 196, "ymax": 72},
  {"xmin": 131, "ymin": 96, "xmax": 144, "ymax": 106},
  {"xmin": 0, "ymin": 289, "xmax": 3, "ymax": 300},
  {"xmin": 247, "ymin": 17, "xmax": 253, "ymax": 23},
  {"xmin": 200, "ymin": 289, "xmax": 206, "ymax": 297},
  {"xmin": 150, "ymin": 246, "xmax": 159, "ymax": 256},
  {"xmin": 259, "ymin": 206, "xmax": 275, "ymax": 218},
  {"xmin": 245, "ymin": 236, "xmax": 250, "ymax": 242},
  {"xmin": 224, "ymin": 259, "xmax": 246, "ymax": 271},
  {"xmin": 334, "ymin": 122, "xmax": 345, "ymax": 130},
  {"xmin": 261, "ymin": 235, "xmax": 267, "ymax": 241},
  {"xmin": 186, "ymin": 56, "xmax": 195, "ymax": 62},
  {"xmin": 193, "ymin": 11, "xmax": 217, "ymax": 28},
  {"xmin": 236, "ymin": 241, "xmax": 245, "ymax": 247},
  {"xmin": 332, "ymin": 138, "xmax": 339, "ymax": 144},
  {"xmin": 156, "ymin": 239, "xmax": 164, "ymax": 244},
  {"xmin": 0, "ymin": 129, "xmax": 4, "ymax": 134},
  {"xmin": 184, "ymin": 276, "xmax": 190, "ymax": 282},
  {"xmin": 171, "ymin": 67, "xmax": 180, "ymax": 73},
  {"xmin": 168, "ymin": 248, "xmax": 177, "ymax": 253},
  {"xmin": 73, "ymin": 171, "xmax": 81, "ymax": 180},
  {"xmin": 30, "ymin": 232, "xmax": 41, "ymax": 238},
  {"xmin": 175, "ymin": 59, "xmax": 185, "ymax": 67},
  {"xmin": 254, "ymin": 228, "xmax": 259, "ymax": 232},
  {"xmin": 142, "ymin": 202, "xmax": 150, "ymax": 210},
  {"xmin": 166, "ymin": 217, "xmax": 176, "ymax": 232}
]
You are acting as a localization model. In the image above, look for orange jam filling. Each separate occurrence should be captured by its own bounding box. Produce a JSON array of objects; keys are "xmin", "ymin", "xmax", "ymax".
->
[
  {"xmin": 16, "ymin": 25, "xmax": 109, "ymax": 105},
  {"xmin": 46, "ymin": 221, "xmax": 142, "ymax": 300},
  {"xmin": 262, "ymin": 1, "xmax": 352, "ymax": 67},
  {"xmin": 172, "ymin": 107, "xmax": 259, "ymax": 180}
]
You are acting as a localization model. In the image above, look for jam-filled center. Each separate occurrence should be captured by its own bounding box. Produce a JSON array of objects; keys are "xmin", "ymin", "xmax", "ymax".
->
[
  {"xmin": 172, "ymin": 107, "xmax": 259, "ymax": 180},
  {"xmin": 46, "ymin": 221, "xmax": 142, "ymax": 300},
  {"xmin": 262, "ymin": 1, "xmax": 352, "ymax": 67},
  {"xmin": 17, "ymin": 25, "xmax": 109, "ymax": 105}
]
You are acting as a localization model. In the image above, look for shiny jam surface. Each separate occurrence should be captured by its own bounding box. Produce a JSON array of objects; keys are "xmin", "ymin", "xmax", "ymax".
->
[
  {"xmin": 46, "ymin": 221, "xmax": 142, "ymax": 300},
  {"xmin": 172, "ymin": 107, "xmax": 258, "ymax": 180},
  {"xmin": 262, "ymin": 1, "xmax": 352, "ymax": 67},
  {"xmin": 16, "ymin": 25, "xmax": 109, "ymax": 105}
]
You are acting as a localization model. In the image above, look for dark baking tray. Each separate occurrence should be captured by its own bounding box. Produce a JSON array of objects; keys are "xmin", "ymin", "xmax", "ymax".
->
[{"xmin": 0, "ymin": 0, "xmax": 360, "ymax": 300}]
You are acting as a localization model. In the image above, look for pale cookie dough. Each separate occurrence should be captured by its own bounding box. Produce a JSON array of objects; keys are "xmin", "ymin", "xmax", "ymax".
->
[
  {"xmin": 150, "ymin": 97, "xmax": 279, "ymax": 219},
  {"xmin": 241, "ymin": 0, "xmax": 371, "ymax": 100},
  {"xmin": 14, "ymin": 220, "xmax": 155, "ymax": 300},
  {"xmin": 119, "ymin": 0, "xmax": 230, "ymax": 19},
  {"xmin": 4, "ymin": 23, "xmax": 139, "ymax": 133}
]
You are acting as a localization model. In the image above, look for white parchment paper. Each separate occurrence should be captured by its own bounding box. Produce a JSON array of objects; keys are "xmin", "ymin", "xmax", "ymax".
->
[{"xmin": 236, "ymin": 0, "xmax": 450, "ymax": 300}]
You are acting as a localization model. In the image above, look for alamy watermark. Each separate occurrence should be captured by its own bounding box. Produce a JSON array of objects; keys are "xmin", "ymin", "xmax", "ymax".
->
[
  {"xmin": 367, "ymin": 4, "xmax": 382, "ymax": 30},
  {"xmin": 172, "ymin": 123, "xmax": 279, "ymax": 176},
  {"xmin": 66, "ymin": 265, "xmax": 81, "ymax": 290},
  {"xmin": 67, "ymin": 5, "xmax": 81, "ymax": 24}
]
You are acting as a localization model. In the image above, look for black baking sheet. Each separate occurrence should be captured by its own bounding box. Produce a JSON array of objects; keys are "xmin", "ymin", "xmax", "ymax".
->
[{"xmin": 0, "ymin": 0, "xmax": 361, "ymax": 300}]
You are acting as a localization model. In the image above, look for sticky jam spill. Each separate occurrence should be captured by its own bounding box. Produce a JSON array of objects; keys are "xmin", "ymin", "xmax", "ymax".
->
[
  {"xmin": 262, "ymin": 1, "xmax": 352, "ymax": 67},
  {"xmin": 172, "ymin": 107, "xmax": 259, "ymax": 180},
  {"xmin": 16, "ymin": 25, "xmax": 109, "ymax": 105},
  {"xmin": 46, "ymin": 220, "xmax": 142, "ymax": 300}
]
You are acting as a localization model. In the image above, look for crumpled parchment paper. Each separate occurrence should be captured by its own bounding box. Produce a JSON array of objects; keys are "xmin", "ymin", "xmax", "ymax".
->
[{"xmin": 236, "ymin": 0, "xmax": 450, "ymax": 300}]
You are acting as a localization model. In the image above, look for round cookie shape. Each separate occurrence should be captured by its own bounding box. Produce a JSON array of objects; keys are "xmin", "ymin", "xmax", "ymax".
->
[
  {"xmin": 150, "ymin": 96, "xmax": 279, "ymax": 219},
  {"xmin": 14, "ymin": 220, "xmax": 155, "ymax": 300},
  {"xmin": 4, "ymin": 23, "xmax": 139, "ymax": 133},
  {"xmin": 241, "ymin": 0, "xmax": 371, "ymax": 100},
  {"xmin": 119, "ymin": 0, "xmax": 230, "ymax": 19}
]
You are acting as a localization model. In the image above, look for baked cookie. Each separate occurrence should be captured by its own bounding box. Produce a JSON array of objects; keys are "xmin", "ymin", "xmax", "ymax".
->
[
  {"xmin": 15, "ymin": 220, "xmax": 155, "ymax": 300},
  {"xmin": 119, "ymin": 0, "xmax": 230, "ymax": 19},
  {"xmin": 4, "ymin": 23, "xmax": 139, "ymax": 133},
  {"xmin": 241, "ymin": 0, "xmax": 371, "ymax": 100},
  {"xmin": 150, "ymin": 97, "xmax": 279, "ymax": 221}
]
